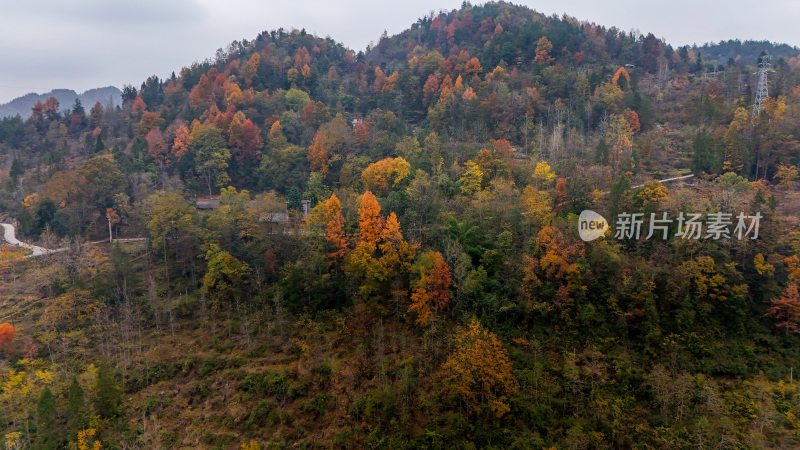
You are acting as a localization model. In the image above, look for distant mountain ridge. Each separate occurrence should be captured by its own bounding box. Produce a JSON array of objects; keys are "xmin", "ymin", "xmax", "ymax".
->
[
  {"xmin": 698, "ymin": 39, "xmax": 800, "ymax": 65},
  {"xmin": 0, "ymin": 86, "xmax": 122, "ymax": 118}
]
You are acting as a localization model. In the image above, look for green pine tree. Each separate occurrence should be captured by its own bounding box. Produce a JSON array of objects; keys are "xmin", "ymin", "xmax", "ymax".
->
[
  {"xmin": 94, "ymin": 361, "xmax": 122, "ymax": 419},
  {"xmin": 691, "ymin": 128, "xmax": 720, "ymax": 175},
  {"xmin": 595, "ymin": 138, "xmax": 610, "ymax": 164},
  {"xmin": 34, "ymin": 387, "xmax": 57, "ymax": 450},
  {"xmin": 66, "ymin": 376, "xmax": 86, "ymax": 437},
  {"xmin": 9, "ymin": 157, "xmax": 24, "ymax": 183},
  {"xmin": 94, "ymin": 135, "xmax": 105, "ymax": 153}
]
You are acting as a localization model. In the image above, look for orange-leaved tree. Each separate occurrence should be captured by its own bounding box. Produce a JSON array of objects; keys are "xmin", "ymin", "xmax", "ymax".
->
[
  {"xmin": 307, "ymin": 113, "xmax": 350, "ymax": 175},
  {"xmin": 228, "ymin": 111, "xmax": 263, "ymax": 165},
  {"xmin": 267, "ymin": 120, "xmax": 288, "ymax": 148},
  {"xmin": 172, "ymin": 122, "xmax": 192, "ymax": 158},
  {"xmin": 308, "ymin": 193, "xmax": 349, "ymax": 263},
  {"xmin": 409, "ymin": 251, "xmax": 452, "ymax": 326},
  {"xmin": 0, "ymin": 322, "xmax": 14, "ymax": 354},
  {"xmin": 223, "ymin": 78, "xmax": 243, "ymax": 107},
  {"xmin": 145, "ymin": 127, "xmax": 170, "ymax": 178},
  {"xmin": 346, "ymin": 192, "xmax": 415, "ymax": 308},
  {"xmin": 135, "ymin": 111, "xmax": 164, "ymax": 136},
  {"xmin": 377, "ymin": 212, "xmax": 416, "ymax": 300},
  {"xmin": 357, "ymin": 191, "xmax": 383, "ymax": 247},
  {"xmin": 534, "ymin": 36, "xmax": 554, "ymax": 64},
  {"xmin": 241, "ymin": 53, "xmax": 260, "ymax": 87},
  {"xmin": 521, "ymin": 226, "xmax": 585, "ymax": 310},
  {"xmin": 131, "ymin": 96, "xmax": 147, "ymax": 115},
  {"xmin": 346, "ymin": 191, "xmax": 386, "ymax": 301},
  {"xmin": 465, "ymin": 57, "xmax": 483, "ymax": 77},
  {"xmin": 766, "ymin": 283, "xmax": 800, "ymax": 334},
  {"xmin": 611, "ymin": 66, "xmax": 631, "ymax": 87},
  {"xmin": 202, "ymin": 243, "xmax": 250, "ymax": 311}
]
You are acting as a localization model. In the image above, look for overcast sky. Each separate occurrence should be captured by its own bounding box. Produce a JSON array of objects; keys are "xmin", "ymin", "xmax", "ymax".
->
[{"xmin": 0, "ymin": 0, "xmax": 798, "ymax": 103}]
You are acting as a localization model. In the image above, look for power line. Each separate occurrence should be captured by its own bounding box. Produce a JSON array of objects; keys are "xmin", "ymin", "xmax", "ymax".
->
[{"xmin": 752, "ymin": 54, "xmax": 771, "ymax": 120}]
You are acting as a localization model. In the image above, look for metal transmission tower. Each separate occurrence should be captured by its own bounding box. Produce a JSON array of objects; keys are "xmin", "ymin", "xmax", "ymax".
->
[{"xmin": 752, "ymin": 55, "xmax": 771, "ymax": 120}]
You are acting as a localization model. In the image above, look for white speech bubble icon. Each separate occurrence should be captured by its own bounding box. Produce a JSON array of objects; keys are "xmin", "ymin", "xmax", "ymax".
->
[{"xmin": 578, "ymin": 210, "xmax": 608, "ymax": 242}]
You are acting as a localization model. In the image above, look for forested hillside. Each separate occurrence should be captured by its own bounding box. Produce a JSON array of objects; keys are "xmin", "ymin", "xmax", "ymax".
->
[{"xmin": 1, "ymin": 2, "xmax": 800, "ymax": 448}]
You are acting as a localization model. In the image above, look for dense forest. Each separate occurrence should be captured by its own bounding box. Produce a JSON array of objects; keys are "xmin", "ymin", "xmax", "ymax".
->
[{"xmin": 1, "ymin": 2, "xmax": 800, "ymax": 448}]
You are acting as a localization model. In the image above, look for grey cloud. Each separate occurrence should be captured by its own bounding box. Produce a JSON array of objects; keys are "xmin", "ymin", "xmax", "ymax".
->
[{"xmin": 3, "ymin": 0, "xmax": 205, "ymax": 26}]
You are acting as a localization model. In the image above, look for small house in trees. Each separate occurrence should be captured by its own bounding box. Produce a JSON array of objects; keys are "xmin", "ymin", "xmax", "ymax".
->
[
  {"xmin": 195, "ymin": 196, "xmax": 220, "ymax": 210},
  {"xmin": 259, "ymin": 211, "xmax": 291, "ymax": 234},
  {"xmin": 258, "ymin": 201, "xmax": 310, "ymax": 234},
  {"xmin": 260, "ymin": 212, "xmax": 290, "ymax": 223}
]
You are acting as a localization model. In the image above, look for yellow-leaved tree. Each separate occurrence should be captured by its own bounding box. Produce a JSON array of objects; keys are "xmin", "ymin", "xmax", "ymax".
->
[
  {"xmin": 202, "ymin": 243, "xmax": 250, "ymax": 311},
  {"xmin": 77, "ymin": 428, "xmax": 102, "ymax": 450},
  {"xmin": 532, "ymin": 160, "xmax": 556, "ymax": 187},
  {"xmin": 240, "ymin": 440, "xmax": 262, "ymax": 450},
  {"xmin": 0, "ymin": 358, "xmax": 56, "ymax": 440},
  {"xmin": 361, "ymin": 157, "xmax": 412, "ymax": 194},
  {"xmin": 723, "ymin": 107, "xmax": 750, "ymax": 173},
  {"xmin": 459, "ymin": 161, "xmax": 484, "ymax": 195},
  {"xmin": 437, "ymin": 319, "xmax": 517, "ymax": 417},
  {"xmin": 606, "ymin": 113, "xmax": 634, "ymax": 174},
  {"xmin": 521, "ymin": 185, "xmax": 554, "ymax": 227}
]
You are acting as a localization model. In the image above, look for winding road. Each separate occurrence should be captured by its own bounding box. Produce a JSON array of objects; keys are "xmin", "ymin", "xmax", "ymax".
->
[
  {"xmin": 1, "ymin": 222, "xmax": 146, "ymax": 258},
  {"xmin": 1, "ymin": 223, "xmax": 63, "ymax": 256},
  {"xmin": 631, "ymin": 174, "xmax": 695, "ymax": 189}
]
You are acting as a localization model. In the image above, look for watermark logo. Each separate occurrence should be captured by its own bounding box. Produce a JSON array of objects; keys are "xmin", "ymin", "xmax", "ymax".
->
[
  {"xmin": 578, "ymin": 210, "xmax": 609, "ymax": 242},
  {"xmin": 578, "ymin": 210, "xmax": 762, "ymax": 241}
]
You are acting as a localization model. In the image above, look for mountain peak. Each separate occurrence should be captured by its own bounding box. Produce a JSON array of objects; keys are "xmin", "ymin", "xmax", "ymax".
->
[{"xmin": 0, "ymin": 86, "xmax": 122, "ymax": 119}]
